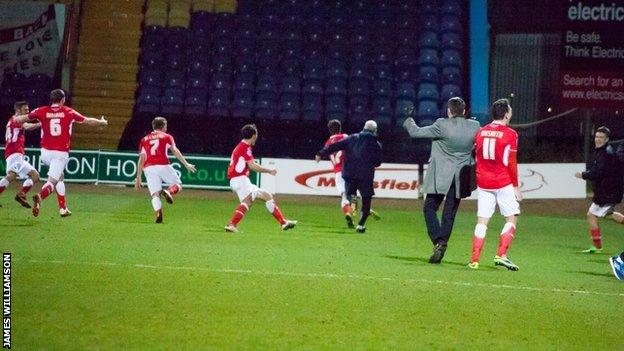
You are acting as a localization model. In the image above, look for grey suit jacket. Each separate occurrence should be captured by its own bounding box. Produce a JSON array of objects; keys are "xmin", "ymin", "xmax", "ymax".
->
[{"xmin": 403, "ymin": 116, "xmax": 481, "ymax": 198}]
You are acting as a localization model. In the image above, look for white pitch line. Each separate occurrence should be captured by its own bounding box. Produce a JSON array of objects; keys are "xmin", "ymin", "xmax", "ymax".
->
[{"xmin": 20, "ymin": 259, "xmax": 624, "ymax": 298}]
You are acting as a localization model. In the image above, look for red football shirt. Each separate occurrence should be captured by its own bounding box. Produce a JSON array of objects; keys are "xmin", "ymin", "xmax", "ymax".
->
[
  {"xmin": 5, "ymin": 116, "xmax": 26, "ymax": 158},
  {"xmin": 475, "ymin": 122, "xmax": 519, "ymax": 189},
  {"xmin": 227, "ymin": 141, "xmax": 253, "ymax": 179},
  {"xmin": 324, "ymin": 133, "xmax": 347, "ymax": 173},
  {"xmin": 27, "ymin": 104, "xmax": 86, "ymax": 152},
  {"xmin": 139, "ymin": 131, "xmax": 175, "ymax": 168}
]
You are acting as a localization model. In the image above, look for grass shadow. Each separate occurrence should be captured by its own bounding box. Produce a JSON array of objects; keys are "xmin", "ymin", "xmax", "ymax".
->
[
  {"xmin": 567, "ymin": 270, "xmax": 613, "ymax": 278},
  {"xmin": 384, "ymin": 255, "xmax": 468, "ymax": 268}
]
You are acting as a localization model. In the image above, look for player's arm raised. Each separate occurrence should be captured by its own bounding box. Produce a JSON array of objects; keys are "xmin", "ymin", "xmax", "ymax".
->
[
  {"xmin": 316, "ymin": 137, "xmax": 350, "ymax": 162},
  {"xmin": 171, "ymin": 145, "xmax": 196, "ymax": 173},
  {"xmin": 12, "ymin": 113, "xmax": 35, "ymax": 124},
  {"xmin": 80, "ymin": 116, "xmax": 108, "ymax": 127},
  {"xmin": 247, "ymin": 161, "xmax": 277, "ymax": 176},
  {"xmin": 135, "ymin": 153, "xmax": 146, "ymax": 189},
  {"xmin": 22, "ymin": 122, "xmax": 41, "ymax": 131},
  {"xmin": 403, "ymin": 117, "xmax": 443, "ymax": 139}
]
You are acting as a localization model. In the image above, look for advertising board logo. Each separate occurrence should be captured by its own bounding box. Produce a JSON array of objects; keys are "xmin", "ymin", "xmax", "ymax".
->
[
  {"xmin": 519, "ymin": 168, "xmax": 548, "ymax": 193},
  {"xmin": 295, "ymin": 168, "xmax": 419, "ymax": 191}
]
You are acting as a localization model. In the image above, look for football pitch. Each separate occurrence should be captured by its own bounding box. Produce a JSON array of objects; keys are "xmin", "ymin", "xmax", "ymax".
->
[{"xmin": 1, "ymin": 185, "xmax": 623, "ymax": 350}]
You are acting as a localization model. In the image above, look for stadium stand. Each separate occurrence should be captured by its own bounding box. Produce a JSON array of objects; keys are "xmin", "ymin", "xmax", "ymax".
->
[{"xmin": 118, "ymin": 0, "xmax": 467, "ymax": 160}]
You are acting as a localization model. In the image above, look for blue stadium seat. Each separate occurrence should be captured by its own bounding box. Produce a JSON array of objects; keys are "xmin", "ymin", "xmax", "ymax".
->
[
  {"xmin": 373, "ymin": 79, "xmax": 392, "ymax": 98},
  {"xmin": 442, "ymin": 50, "xmax": 461, "ymax": 67},
  {"xmin": 166, "ymin": 53, "xmax": 186, "ymax": 71},
  {"xmin": 140, "ymin": 51, "xmax": 164, "ymax": 69},
  {"xmin": 326, "ymin": 82, "xmax": 347, "ymax": 97},
  {"xmin": 326, "ymin": 95, "xmax": 347, "ymax": 121},
  {"xmin": 441, "ymin": 84, "xmax": 462, "ymax": 101},
  {"xmin": 397, "ymin": 82, "xmax": 416, "ymax": 100},
  {"xmin": 232, "ymin": 90, "xmax": 253, "ymax": 118},
  {"xmin": 302, "ymin": 94, "xmax": 322, "ymax": 121},
  {"xmin": 374, "ymin": 65, "xmax": 392, "ymax": 81},
  {"xmin": 417, "ymin": 101, "xmax": 438, "ymax": 119},
  {"xmin": 421, "ymin": 15, "xmax": 438, "ymax": 31},
  {"xmin": 442, "ymin": 66, "xmax": 461, "ymax": 85},
  {"xmin": 139, "ymin": 70, "xmax": 162, "ymax": 88},
  {"xmin": 234, "ymin": 75, "xmax": 254, "ymax": 92},
  {"xmin": 421, "ymin": 1, "xmax": 438, "ymax": 15},
  {"xmin": 303, "ymin": 80, "xmax": 323, "ymax": 96},
  {"xmin": 255, "ymin": 96, "xmax": 278, "ymax": 120},
  {"xmin": 257, "ymin": 75, "xmax": 277, "ymax": 93},
  {"xmin": 418, "ymin": 49, "xmax": 439, "ymax": 66},
  {"xmin": 209, "ymin": 89, "xmax": 230, "ymax": 117},
  {"xmin": 185, "ymin": 95, "xmax": 207, "ymax": 117},
  {"xmin": 350, "ymin": 78, "xmax": 370, "ymax": 97},
  {"xmin": 164, "ymin": 71, "xmax": 185, "ymax": 89},
  {"xmin": 280, "ymin": 76, "xmax": 301, "ymax": 95},
  {"xmin": 210, "ymin": 72, "xmax": 231, "ymax": 91},
  {"xmin": 419, "ymin": 31, "xmax": 439, "ymax": 49},
  {"xmin": 441, "ymin": 15, "xmax": 461, "ymax": 33},
  {"xmin": 441, "ymin": 32, "xmax": 462, "ymax": 50},
  {"xmin": 137, "ymin": 92, "xmax": 160, "ymax": 115},
  {"xmin": 161, "ymin": 89, "xmax": 184, "ymax": 115},
  {"xmin": 29, "ymin": 74, "xmax": 51, "ymax": 89},
  {"xmin": 186, "ymin": 76, "xmax": 208, "ymax": 91},
  {"xmin": 441, "ymin": 0, "xmax": 462, "ymax": 16},
  {"xmin": 419, "ymin": 66, "xmax": 439, "ymax": 83},
  {"xmin": 417, "ymin": 83, "xmax": 440, "ymax": 101},
  {"xmin": 349, "ymin": 95, "xmax": 369, "ymax": 123},
  {"xmin": 372, "ymin": 97, "xmax": 392, "ymax": 125},
  {"xmin": 188, "ymin": 58, "xmax": 209, "ymax": 76},
  {"xmin": 279, "ymin": 93, "xmax": 300, "ymax": 121}
]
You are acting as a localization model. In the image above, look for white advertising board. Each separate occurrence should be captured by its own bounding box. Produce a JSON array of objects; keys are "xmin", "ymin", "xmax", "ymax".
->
[{"xmin": 260, "ymin": 158, "xmax": 420, "ymax": 199}]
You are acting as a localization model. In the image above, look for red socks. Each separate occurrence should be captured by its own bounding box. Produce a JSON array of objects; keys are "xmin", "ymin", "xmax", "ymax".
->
[
  {"xmin": 497, "ymin": 223, "xmax": 516, "ymax": 257},
  {"xmin": 229, "ymin": 203, "xmax": 249, "ymax": 226},
  {"xmin": 57, "ymin": 194, "xmax": 66, "ymax": 210},
  {"xmin": 342, "ymin": 204, "xmax": 352, "ymax": 215},
  {"xmin": 471, "ymin": 236, "xmax": 485, "ymax": 263},
  {"xmin": 266, "ymin": 199, "xmax": 286, "ymax": 225},
  {"xmin": 38, "ymin": 182, "xmax": 55, "ymax": 200},
  {"xmin": 168, "ymin": 184, "xmax": 181, "ymax": 195},
  {"xmin": 590, "ymin": 228, "xmax": 602, "ymax": 249}
]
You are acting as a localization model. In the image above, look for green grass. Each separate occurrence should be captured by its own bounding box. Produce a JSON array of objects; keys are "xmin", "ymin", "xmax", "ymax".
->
[{"xmin": 1, "ymin": 185, "xmax": 623, "ymax": 350}]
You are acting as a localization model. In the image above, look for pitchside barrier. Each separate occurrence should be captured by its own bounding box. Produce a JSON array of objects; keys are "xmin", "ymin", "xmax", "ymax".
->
[
  {"xmin": 0, "ymin": 149, "xmax": 585, "ymax": 199},
  {"xmin": 0, "ymin": 148, "xmax": 259, "ymax": 190},
  {"xmin": 260, "ymin": 158, "xmax": 587, "ymax": 200}
]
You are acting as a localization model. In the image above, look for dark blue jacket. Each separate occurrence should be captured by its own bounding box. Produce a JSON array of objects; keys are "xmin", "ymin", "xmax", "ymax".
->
[
  {"xmin": 318, "ymin": 130, "xmax": 382, "ymax": 181},
  {"xmin": 582, "ymin": 144, "xmax": 624, "ymax": 205}
]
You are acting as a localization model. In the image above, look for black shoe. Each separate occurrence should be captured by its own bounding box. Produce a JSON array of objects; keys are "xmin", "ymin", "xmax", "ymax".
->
[
  {"xmin": 428, "ymin": 243, "xmax": 446, "ymax": 264},
  {"xmin": 345, "ymin": 214, "xmax": 355, "ymax": 228},
  {"xmin": 356, "ymin": 225, "xmax": 366, "ymax": 233}
]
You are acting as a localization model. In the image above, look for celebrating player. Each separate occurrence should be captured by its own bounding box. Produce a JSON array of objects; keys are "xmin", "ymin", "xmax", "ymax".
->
[
  {"xmin": 13, "ymin": 89, "xmax": 108, "ymax": 217},
  {"xmin": 469, "ymin": 98, "xmax": 522, "ymax": 271},
  {"xmin": 1, "ymin": 101, "xmax": 41, "ymax": 208},
  {"xmin": 322, "ymin": 119, "xmax": 381, "ymax": 228},
  {"xmin": 574, "ymin": 127, "xmax": 624, "ymax": 253},
  {"xmin": 134, "ymin": 117, "xmax": 196, "ymax": 223},
  {"xmin": 225, "ymin": 124, "xmax": 297, "ymax": 233}
]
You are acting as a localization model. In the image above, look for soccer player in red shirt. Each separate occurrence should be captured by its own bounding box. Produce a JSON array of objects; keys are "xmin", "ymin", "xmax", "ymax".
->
[
  {"xmin": 13, "ymin": 89, "xmax": 108, "ymax": 217},
  {"xmin": 225, "ymin": 124, "xmax": 297, "ymax": 232},
  {"xmin": 1, "ymin": 101, "xmax": 41, "ymax": 207},
  {"xmin": 134, "ymin": 117, "xmax": 196, "ymax": 223},
  {"xmin": 323, "ymin": 119, "xmax": 354, "ymax": 226},
  {"xmin": 469, "ymin": 98, "xmax": 522, "ymax": 271}
]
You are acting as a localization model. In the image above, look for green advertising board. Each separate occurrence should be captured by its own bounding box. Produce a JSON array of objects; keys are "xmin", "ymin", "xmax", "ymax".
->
[{"xmin": 0, "ymin": 148, "xmax": 259, "ymax": 190}]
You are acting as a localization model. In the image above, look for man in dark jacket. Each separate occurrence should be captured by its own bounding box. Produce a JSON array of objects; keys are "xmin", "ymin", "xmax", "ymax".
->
[
  {"xmin": 609, "ymin": 142, "xmax": 624, "ymax": 281},
  {"xmin": 316, "ymin": 120, "xmax": 382, "ymax": 233},
  {"xmin": 574, "ymin": 126, "xmax": 624, "ymax": 253}
]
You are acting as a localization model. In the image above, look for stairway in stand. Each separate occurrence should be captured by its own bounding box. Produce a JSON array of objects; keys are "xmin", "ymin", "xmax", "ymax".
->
[{"xmin": 71, "ymin": 0, "xmax": 142, "ymax": 150}]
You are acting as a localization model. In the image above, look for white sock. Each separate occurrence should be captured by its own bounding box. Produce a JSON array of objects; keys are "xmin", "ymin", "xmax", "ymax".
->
[
  {"xmin": 474, "ymin": 223, "xmax": 487, "ymax": 238},
  {"xmin": 151, "ymin": 197, "xmax": 162, "ymax": 211},
  {"xmin": 265, "ymin": 199, "xmax": 276, "ymax": 213},
  {"xmin": 0, "ymin": 178, "xmax": 8, "ymax": 187},
  {"xmin": 23, "ymin": 178, "xmax": 34, "ymax": 188},
  {"xmin": 55, "ymin": 181, "xmax": 66, "ymax": 196},
  {"xmin": 340, "ymin": 194, "xmax": 350, "ymax": 208}
]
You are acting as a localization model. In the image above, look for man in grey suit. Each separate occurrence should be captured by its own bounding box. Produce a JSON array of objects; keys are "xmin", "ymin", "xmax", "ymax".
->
[{"xmin": 403, "ymin": 97, "xmax": 480, "ymax": 263}]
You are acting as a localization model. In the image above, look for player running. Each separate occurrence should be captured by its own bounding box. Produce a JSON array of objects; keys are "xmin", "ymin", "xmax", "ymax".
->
[
  {"xmin": 134, "ymin": 117, "xmax": 196, "ymax": 223},
  {"xmin": 322, "ymin": 119, "xmax": 380, "ymax": 228},
  {"xmin": 225, "ymin": 124, "xmax": 297, "ymax": 233},
  {"xmin": 13, "ymin": 89, "xmax": 108, "ymax": 217},
  {"xmin": 469, "ymin": 98, "xmax": 522, "ymax": 271},
  {"xmin": 1, "ymin": 101, "xmax": 41, "ymax": 208}
]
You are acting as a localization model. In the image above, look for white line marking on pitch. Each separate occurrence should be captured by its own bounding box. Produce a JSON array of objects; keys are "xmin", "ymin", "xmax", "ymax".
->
[{"xmin": 20, "ymin": 259, "xmax": 624, "ymax": 298}]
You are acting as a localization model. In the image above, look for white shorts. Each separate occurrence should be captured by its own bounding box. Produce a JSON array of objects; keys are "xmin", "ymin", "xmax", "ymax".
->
[
  {"xmin": 230, "ymin": 175, "xmax": 260, "ymax": 202},
  {"xmin": 335, "ymin": 171, "xmax": 345, "ymax": 194},
  {"xmin": 588, "ymin": 203, "xmax": 615, "ymax": 218},
  {"xmin": 477, "ymin": 185, "xmax": 521, "ymax": 218},
  {"xmin": 6, "ymin": 153, "xmax": 36, "ymax": 179},
  {"xmin": 143, "ymin": 165, "xmax": 181, "ymax": 195},
  {"xmin": 40, "ymin": 148, "xmax": 69, "ymax": 181}
]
